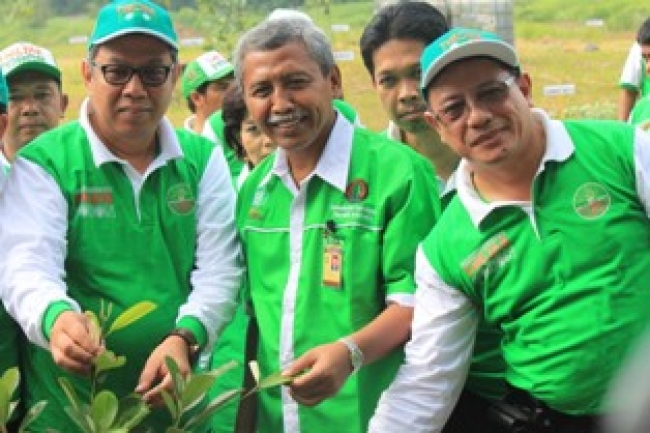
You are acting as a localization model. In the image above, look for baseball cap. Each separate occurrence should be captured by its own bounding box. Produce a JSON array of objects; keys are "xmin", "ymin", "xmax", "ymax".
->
[
  {"xmin": 0, "ymin": 42, "xmax": 61, "ymax": 82},
  {"xmin": 181, "ymin": 51, "xmax": 234, "ymax": 98},
  {"xmin": 420, "ymin": 28, "xmax": 519, "ymax": 92},
  {"xmin": 0, "ymin": 71, "xmax": 8, "ymax": 108},
  {"xmin": 89, "ymin": 0, "xmax": 178, "ymax": 50}
]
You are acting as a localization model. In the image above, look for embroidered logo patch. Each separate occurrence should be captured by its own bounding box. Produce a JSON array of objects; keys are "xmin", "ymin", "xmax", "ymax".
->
[
  {"xmin": 573, "ymin": 182, "xmax": 610, "ymax": 220},
  {"xmin": 345, "ymin": 179, "xmax": 368, "ymax": 202},
  {"xmin": 74, "ymin": 187, "xmax": 115, "ymax": 218},
  {"xmin": 462, "ymin": 232, "xmax": 511, "ymax": 279},
  {"xmin": 167, "ymin": 183, "xmax": 195, "ymax": 215}
]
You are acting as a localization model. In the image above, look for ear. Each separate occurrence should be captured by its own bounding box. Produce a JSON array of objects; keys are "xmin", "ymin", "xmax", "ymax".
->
[
  {"xmin": 189, "ymin": 91, "xmax": 204, "ymax": 109},
  {"xmin": 329, "ymin": 64, "xmax": 343, "ymax": 100},
  {"xmin": 60, "ymin": 93, "xmax": 69, "ymax": 117},
  {"xmin": 516, "ymin": 72, "xmax": 534, "ymax": 106},
  {"xmin": 170, "ymin": 63, "xmax": 181, "ymax": 86},
  {"xmin": 81, "ymin": 59, "xmax": 93, "ymax": 91}
]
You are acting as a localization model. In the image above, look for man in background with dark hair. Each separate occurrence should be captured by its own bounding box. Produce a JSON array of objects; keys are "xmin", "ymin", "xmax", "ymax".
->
[{"xmin": 360, "ymin": 1, "xmax": 458, "ymax": 193}]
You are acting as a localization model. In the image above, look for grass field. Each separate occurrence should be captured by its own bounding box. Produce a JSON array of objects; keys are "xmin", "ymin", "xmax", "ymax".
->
[{"xmin": 0, "ymin": 1, "xmax": 639, "ymax": 131}]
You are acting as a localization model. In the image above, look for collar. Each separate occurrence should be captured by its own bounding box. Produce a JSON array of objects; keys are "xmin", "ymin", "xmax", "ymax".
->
[
  {"xmin": 183, "ymin": 115, "xmax": 196, "ymax": 133},
  {"xmin": 262, "ymin": 113, "xmax": 353, "ymax": 193},
  {"xmin": 79, "ymin": 98, "xmax": 183, "ymax": 168},
  {"xmin": 0, "ymin": 147, "xmax": 10, "ymax": 173},
  {"xmin": 386, "ymin": 120, "xmax": 402, "ymax": 142},
  {"xmin": 457, "ymin": 108, "xmax": 575, "ymax": 227}
]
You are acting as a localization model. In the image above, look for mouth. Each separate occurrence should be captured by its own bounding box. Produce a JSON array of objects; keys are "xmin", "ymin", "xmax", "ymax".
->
[
  {"xmin": 266, "ymin": 111, "xmax": 307, "ymax": 130},
  {"xmin": 398, "ymin": 107, "xmax": 427, "ymax": 120},
  {"xmin": 469, "ymin": 128, "xmax": 503, "ymax": 148}
]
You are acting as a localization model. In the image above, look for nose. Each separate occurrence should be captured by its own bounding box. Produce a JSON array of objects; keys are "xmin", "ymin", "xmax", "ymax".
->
[
  {"xmin": 19, "ymin": 96, "xmax": 40, "ymax": 116},
  {"xmin": 465, "ymin": 99, "xmax": 493, "ymax": 127},
  {"xmin": 270, "ymin": 87, "xmax": 294, "ymax": 112},
  {"xmin": 122, "ymin": 72, "xmax": 147, "ymax": 97},
  {"xmin": 397, "ymin": 78, "xmax": 420, "ymax": 103}
]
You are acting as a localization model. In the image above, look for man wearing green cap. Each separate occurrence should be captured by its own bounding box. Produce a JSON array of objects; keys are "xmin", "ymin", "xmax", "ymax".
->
[
  {"xmin": 0, "ymin": 42, "xmax": 68, "ymax": 182},
  {"xmin": 369, "ymin": 27, "xmax": 650, "ymax": 433},
  {"xmin": 0, "ymin": 1, "xmax": 241, "ymax": 432},
  {"xmin": 181, "ymin": 50, "xmax": 234, "ymax": 134}
]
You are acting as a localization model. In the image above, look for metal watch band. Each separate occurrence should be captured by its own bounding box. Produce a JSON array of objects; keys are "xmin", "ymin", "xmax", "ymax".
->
[{"xmin": 338, "ymin": 337, "xmax": 364, "ymax": 374}]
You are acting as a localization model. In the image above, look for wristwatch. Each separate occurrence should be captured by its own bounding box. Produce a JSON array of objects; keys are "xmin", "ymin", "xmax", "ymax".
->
[
  {"xmin": 339, "ymin": 337, "xmax": 364, "ymax": 374},
  {"xmin": 166, "ymin": 328, "xmax": 201, "ymax": 365}
]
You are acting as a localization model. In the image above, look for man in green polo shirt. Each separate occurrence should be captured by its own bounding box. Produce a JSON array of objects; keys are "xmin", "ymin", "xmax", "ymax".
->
[
  {"xmin": 233, "ymin": 17, "xmax": 440, "ymax": 433},
  {"xmin": 370, "ymin": 28, "xmax": 650, "ymax": 433},
  {"xmin": 0, "ymin": 1, "xmax": 241, "ymax": 432}
]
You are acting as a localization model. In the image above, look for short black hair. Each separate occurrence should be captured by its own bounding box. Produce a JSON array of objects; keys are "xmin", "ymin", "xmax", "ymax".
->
[
  {"xmin": 360, "ymin": 1, "xmax": 449, "ymax": 78},
  {"xmin": 637, "ymin": 18, "xmax": 650, "ymax": 45}
]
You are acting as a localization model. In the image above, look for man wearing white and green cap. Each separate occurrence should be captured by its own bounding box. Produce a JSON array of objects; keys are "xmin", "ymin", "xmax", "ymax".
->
[
  {"xmin": 370, "ymin": 28, "xmax": 650, "ymax": 433},
  {"xmin": 0, "ymin": 42, "xmax": 68, "ymax": 176},
  {"xmin": 181, "ymin": 50, "xmax": 234, "ymax": 134},
  {"xmin": 0, "ymin": 1, "xmax": 241, "ymax": 432}
]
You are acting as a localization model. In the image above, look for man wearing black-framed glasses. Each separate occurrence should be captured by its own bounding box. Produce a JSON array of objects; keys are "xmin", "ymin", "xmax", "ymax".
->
[{"xmin": 0, "ymin": 1, "xmax": 242, "ymax": 432}]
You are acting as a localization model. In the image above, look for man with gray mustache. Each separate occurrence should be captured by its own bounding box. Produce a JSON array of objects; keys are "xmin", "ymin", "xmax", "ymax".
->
[{"xmin": 233, "ymin": 16, "xmax": 441, "ymax": 433}]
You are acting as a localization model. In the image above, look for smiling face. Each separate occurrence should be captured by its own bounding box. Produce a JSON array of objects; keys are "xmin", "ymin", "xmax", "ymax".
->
[
  {"xmin": 424, "ymin": 58, "xmax": 537, "ymax": 170},
  {"xmin": 371, "ymin": 38, "xmax": 429, "ymax": 134},
  {"xmin": 240, "ymin": 113, "xmax": 276, "ymax": 166},
  {"xmin": 239, "ymin": 40, "xmax": 340, "ymax": 159},
  {"xmin": 5, "ymin": 71, "xmax": 67, "ymax": 151},
  {"xmin": 82, "ymin": 34, "xmax": 179, "ymax": 152}
]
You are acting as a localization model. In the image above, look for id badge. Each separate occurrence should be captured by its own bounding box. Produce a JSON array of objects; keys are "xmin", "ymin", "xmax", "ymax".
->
[{"xmin": 323, "ymin": 235, "xmax": 343, "ymax": 289}]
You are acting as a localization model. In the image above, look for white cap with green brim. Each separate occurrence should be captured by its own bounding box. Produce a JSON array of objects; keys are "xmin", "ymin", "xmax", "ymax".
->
[
  {"xmin": 181, "ymin": 51, "xmax": 234, "ymax": 98},
  {"xmin": 88, "ymin": 0, "xmax": 178, "ymax": 50},
  {"xmin": 0, "ymin": 42, "xmax": 61, "ymax": 82},
  {"xmin": 420, "ymin": 28, "xmax": 519, "ymax": 93}
]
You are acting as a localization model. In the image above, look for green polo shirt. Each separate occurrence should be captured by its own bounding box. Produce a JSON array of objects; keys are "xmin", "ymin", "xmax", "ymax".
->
[
  {"xmin": 17, "ymin": 121, "xmax": 214, "ymax": 433},
  {"xmin": 423, "ymin": 120, "xmax": 650, "ymax": 415},
  {"xmin": 237, "ymin": 125, "xmax": 440, "ymax": 433}
]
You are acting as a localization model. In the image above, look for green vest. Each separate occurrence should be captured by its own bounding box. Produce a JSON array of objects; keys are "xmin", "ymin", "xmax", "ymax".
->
[
  {"xmin": 237, "ymin": 128, "xmax": 440, "ymax": 433},
  {"xmin": 423, "ymin": 120, "xmax": 650, "ymax": 415},
  {"xmin": 18, "ymin": 121, "xmax": 214, "ymax": 433}
]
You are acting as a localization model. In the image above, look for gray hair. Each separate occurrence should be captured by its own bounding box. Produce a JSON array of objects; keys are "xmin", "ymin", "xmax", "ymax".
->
[{"xmin": 233, "ymin": 18, "xmax": 335, "ymax": 86}]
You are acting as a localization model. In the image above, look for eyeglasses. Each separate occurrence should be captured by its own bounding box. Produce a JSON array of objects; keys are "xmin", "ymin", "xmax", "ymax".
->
[
  {"xmin": 430, "ymin": 76, "xmax": 517, "ymax": 127},
  {"xmin": 91, "ymin": 62, "xmax": 174, "ymax": 87}
]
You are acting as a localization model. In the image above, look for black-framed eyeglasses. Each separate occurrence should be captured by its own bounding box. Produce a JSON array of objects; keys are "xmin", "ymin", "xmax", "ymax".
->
[
  {"xmin": 91, "ymin": 62, "xmax": 174, "ymax": 87},
  {"xmin": 430, "ymin": 76, "xmax": 517, "ymax": 127}
]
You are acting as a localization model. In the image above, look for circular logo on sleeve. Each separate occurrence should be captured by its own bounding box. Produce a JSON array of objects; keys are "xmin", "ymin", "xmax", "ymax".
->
[{"xmin": 167, "ymin": 183, "xmax": 196, "ymax": 215}]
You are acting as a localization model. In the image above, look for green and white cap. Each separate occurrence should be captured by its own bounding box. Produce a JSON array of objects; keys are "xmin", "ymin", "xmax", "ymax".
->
[
  {"xmin": 181, "ymin": 51, "xmax": 234, "ymax": 98},
  {"xmin": 0, "ymin": 42, "xmax": 61, "ymax": 82},
  {"xmin": 89, "ymin": 0, "xmax": 178, "ymax": 50},
  {"xmin": 420, "ymin": 28, "xmax": 519, "ymax": 92},
  {"xmin": 0, "ymin": 70, "xmax": 8, "ymax": 107}
]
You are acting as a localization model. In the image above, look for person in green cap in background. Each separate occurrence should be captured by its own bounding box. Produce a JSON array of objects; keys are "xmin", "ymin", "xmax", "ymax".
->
[
  {"xmin": 0, "ymin": 1, "xmax": 241, "ymax": 432},
  {"xmin": 0, "ymin": 42, "xmax": 68, "ymax": 189},
  {"xmin": 181, "ymin": 50, "xmax": 234, "ymax": 134},
  {"xmin": 0, "ymin": 41, "xmax": 67, "ymax": 431}
]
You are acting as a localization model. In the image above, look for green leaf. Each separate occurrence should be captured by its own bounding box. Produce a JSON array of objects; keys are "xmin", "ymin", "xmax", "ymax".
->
[
  {"xmin": 205, "ymin": 360, "xmax": 238, "ymax": 380},
  {"xmin": 85, "ymin": 310, "xmax": 103, "ymax": 346},
  {"xmin": 91, "ymin": 390, "xmax": 118, "ymax": 431},
  {"xmin": 58, "ymin": 377, "xmax": 81, "ymax": 410},
  {"xmin": 180, "ymin": 374, "xmax": 216, "ymax": 413},
  {"xmin": 161, "ymin": 390, "xmax": 178, "ymax": 421},
  {"xmin": 0, "ymin": 385, "xmax": 9, "ymax": 426},
  {"xmin": 0, "ymin": 367, "xmax": 19, "ymax": 397},
  {"xmin": 105, "ymin": 301, "xmax": 157, "ymax": 337},
  {"xmin": 114, "ymin": 394, "xmax": 149, "ymax": 430},
  {"xmin": 19, "ymin": 400, "xmax": 47, "ymax": 432},
  {"xmin": 64, "ymin": 406, "xmax": 94, "ymax": 433},
  {"xmin": 183, "ymin": 389, "xmax": 241, "ymax": 431},
  {"xmin": 257, "ymin": 371, "xmax": 294, "ymax": 390},
  {"xmin": 93, "ymin": 350, "xmax": 127, "ymax": 375},
  {"xmin": 164, "ymin": 356, "xmax": 184, "ymax": 397}
]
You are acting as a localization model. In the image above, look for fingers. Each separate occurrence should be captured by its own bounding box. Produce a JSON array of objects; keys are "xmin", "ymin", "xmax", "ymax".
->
[
  {"xmin": 49, "ymin": 311, "xmax": 101, "ymax": 375},
  {"xmin": 136, "ymin": 336, "xmax": 193, "ymax": 406}
]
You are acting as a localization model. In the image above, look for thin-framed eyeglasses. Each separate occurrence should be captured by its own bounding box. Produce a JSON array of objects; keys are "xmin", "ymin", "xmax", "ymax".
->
[
  {"xmin": 430, "ymin": 75, "xmax": 518, "ymax": 127},
  {"xmin": 91, "ymin": 62, "xmax": 174, "ymax": 87}
]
